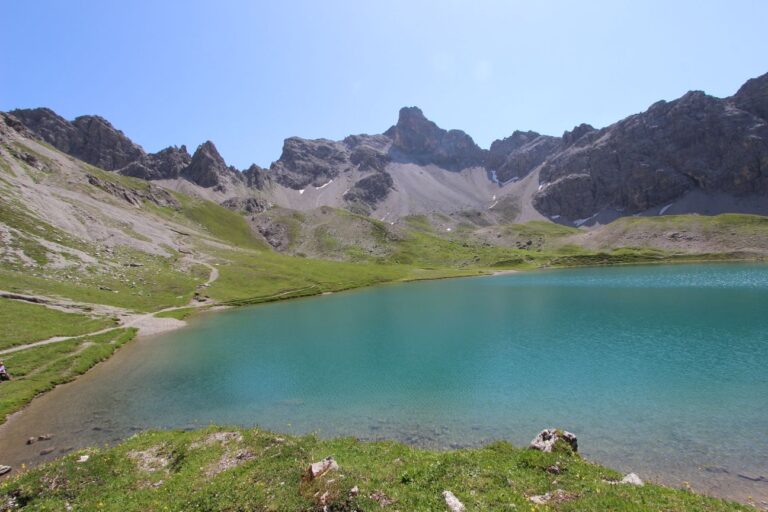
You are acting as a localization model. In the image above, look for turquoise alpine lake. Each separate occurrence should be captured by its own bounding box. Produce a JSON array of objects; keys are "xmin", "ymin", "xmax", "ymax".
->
[{"xmin": 1, "ymin": 263, "xmax": 767, "ymax": 503}]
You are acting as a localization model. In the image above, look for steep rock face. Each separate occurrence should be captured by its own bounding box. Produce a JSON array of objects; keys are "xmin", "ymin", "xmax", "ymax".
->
[
  {"xmin": 0, "ymin": 112, "xmax": 37, "ymax": 142},
  {"xmin": 734, "ymin": 71, "xmax": 768, "ymax": 121},
  {"xmin": 561, "ymin": 123, "xmax": 597, "ymax": 146},
  {"xmin": 270, "ymin": 138, "xmax": 352, "ymax": 189},
  {"xmin": 11, "ymin": 108, "xmax": 248, "ymax": 191},
  {"xmin": 70, "ymin": 115, "xmax": 145, "ymax": 170},
  {"xmin": 241, "ymin": 164, "xmax": 267, "ymax": 189},
  {"xmin": 384, "ymin": 107, "xmax": 486, "ymax": 170},
  {"xmin": 181, "ymin": 141, "xmax": 237, "ymax": 189},
  {"xmin": 8, "ymin": 108, "xmax": 82, "ymax": 152},
  {"xmin": 220, "ymin": 196, "xmax": 269, "ymax": 214},
  {"xmin": 345, "ymin": 134, "xmax": 391, "ymax": 172},
  {"xmin": 120, "ymin": 145, "xmax": 192, "ymax": 180},
  {"xmin": 487, "ymin": 130, "xmax": 561, "ymax": 183},
  {"xmin": 9, "ymin": 71, "xmax": 768, "ymax": 223},
  {"xmin": 269, "ymin": 134, "xmax": 392, "ymax": 190},
  {"xmin": 11, "ymin": 108, "xmax": 145, "ymax": 170},
  {"xmin": 533, "ymin": 86, "xmax": 768, "ymax": 220},
  {"xmin": 344, "ymin": 172, "xmax": 395, "ymax": 209}
]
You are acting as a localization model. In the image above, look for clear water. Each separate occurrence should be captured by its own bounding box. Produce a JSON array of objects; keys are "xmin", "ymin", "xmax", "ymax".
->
[{"xmin": 1, "ymin": 263, "xmax": 767, "ymax": 503}]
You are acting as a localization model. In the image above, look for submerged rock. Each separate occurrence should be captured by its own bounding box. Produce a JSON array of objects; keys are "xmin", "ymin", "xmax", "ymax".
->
[{"xmin": 529, "ymin": 428, "xmax": 578, "ymax": 453}]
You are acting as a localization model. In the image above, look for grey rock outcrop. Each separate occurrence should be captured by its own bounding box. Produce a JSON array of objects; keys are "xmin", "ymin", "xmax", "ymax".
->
[
  {"xmin": 241, "ymin": 164, "xmax": 267, "ymax": 189},
  {"xmin": 9, "ymin": 71, "xmax": 768, "ymax": 223},
  {"xmin": 734, "ymin": 71, "xmax": 768, "ymax": 121},
  {"xmin": 220, "ymin": 196, "xmax": 269, "ymax": 214},
  {"xmin": 270, "ymin": 137, "xmax": 352, "ymax": 189},
  {"xmin": 121, "ymin": 145, "xmax": 192, "ymax": 180},
  {"xmin": 487, "ymin": 130, "xmax": 561, "ymax": 183},
  {"xmin": 344, "ymin": 172, "xmax": 394, "ymax": 208},
  {"xmin": 533, "ymin": 78, "xmax": 768, "ymax": 220},
  {"xmin": 11, "ymin": 108, "xmax": 144, "ymax": 171},
  {"xmin": 385, "ymin": 107, "xmax": 486, "ymax": 170},
  {"xmin": 529, "ymin": 428, "xmax": 578, "ymax": 453},
  {"xmin": 86, "ymin": 174, "xmax": 180, "ymax": 209},
  {"xmin": 181, "ymin": 141, "xmax": 238, "ymax": 189},
  {"xmin": 10, "ymin": 109, "xmax": 253, "ymax": 191}
]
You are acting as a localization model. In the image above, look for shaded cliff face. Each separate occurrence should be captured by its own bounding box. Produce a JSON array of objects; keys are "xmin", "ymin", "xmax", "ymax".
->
[
  {"xmin": 121, "ymin": 145, "xmax": 192, "ymax": 181},
  {"xmin": 270, "ymin": 137, "xmax": 354, "ymax": 189},
  {"xmin": 11, "ymin": 108, "xmax": 145, "ymax": 170},
  {"xmin": 734, "ymin": 71, "xmax": 768, "ymax": 122},
  {"xmin": 486, "ymin": 130, "xmax": 561, "ymax": 183},
  {"xmin": 533, "ymin": 78, "xmax": 768, "ymax": 219},
  {"xmin": 8, "ymin": 108, "xmax": 267, "ymax": 191},
  {"xmin": 182, "ymin": 141, "xmax": 234, "ymax": 189},
  {"xmin": 384, "ymin": 107, "xmax": 486, "ymax": 170}
]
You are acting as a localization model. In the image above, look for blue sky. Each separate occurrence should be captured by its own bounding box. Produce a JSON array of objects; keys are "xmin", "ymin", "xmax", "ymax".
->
[{"xmin": 3, "ymin": 0, "xmax": 766, "ymax": 169}]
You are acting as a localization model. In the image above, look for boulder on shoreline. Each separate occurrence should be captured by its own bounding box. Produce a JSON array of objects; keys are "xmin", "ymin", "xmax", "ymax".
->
[{"xmin": 529, "ymin": 428, "xmax": 578, "ymax": 453}]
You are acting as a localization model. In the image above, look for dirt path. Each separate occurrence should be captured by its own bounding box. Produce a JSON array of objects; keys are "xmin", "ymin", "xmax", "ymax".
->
[
  {"xmin": 0, "ymin": 259, "xmax": 221, "ymax": 356},
  {"xmin": 197, "ymin": 261, "xmax": 219, "ymax": 286}
]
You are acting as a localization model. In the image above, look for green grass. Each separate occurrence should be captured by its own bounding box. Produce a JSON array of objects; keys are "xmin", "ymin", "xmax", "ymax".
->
[
  {"xmin": 0, "ymin": 427, "xmax": 748, "ymax": 511},
  {"xmin": 0, "ymin": 260, "xmax": 202, "ymax": 313},
  {"xmin": 175, "ymin": 195, "xmax": 267, "ymax": 250},
  {"xmin": 502, "ymin": 220, "xmax": 581, "ymax": 238},
  {"xmin": 206, "ymin": 249, "xmax": 408, "ymax": 304},
  {"xmin": 0, "ymin": 329, "xmax": 136, "ymax": 422},
  {"xmin": 80, "ymin": 162, "xmax": 152, "ymax": 191},
  {"xmin": 0, "ymin": 299, "xmax": 117, "ymax": 350}
]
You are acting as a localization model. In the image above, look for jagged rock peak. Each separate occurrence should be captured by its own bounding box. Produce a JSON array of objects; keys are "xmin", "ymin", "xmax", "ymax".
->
[
  {"xmin": 242, "ymin": 163, "xmax": 268, "ymax": 189},
  {"xmin": 562, "ymin": 123, "xmax": 596, "ymax": 145},
  {"xmin": 384, "ymin": 106, "xmax": 443, "ymax": 153},
  {"xmin": 385, "ymin": 106, "xmax": 485, "ymax": 170},
  {"xmin": 10, "ymin": 107, "xmax": 145, "ymax": 170},
  {"xmin": 181, "ymin": 140, "xmax": 232, "ymax": 188},
  {"xmin": 733, "ymin": 71, "xmax": 768, "ymax": 121},
  {"xmin": 120, "ymin": 145, "xmax": 192, "ymax": 181}
]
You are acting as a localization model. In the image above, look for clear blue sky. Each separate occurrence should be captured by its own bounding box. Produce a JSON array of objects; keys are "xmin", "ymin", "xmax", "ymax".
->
[{"xmin": 3, "ymin": 0, "xmax": 766, "ymax": 169}]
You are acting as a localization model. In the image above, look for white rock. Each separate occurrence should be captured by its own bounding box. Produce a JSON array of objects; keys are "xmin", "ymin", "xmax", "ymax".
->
[
  {"xmin": 443, "ymin": 490, "xmax": 466, "ymax": 512},
  {"xmin": 621, "ymin": 473, "xmax": 644, "ymax": 486},
  {"xmin": 529, "ymin": 493, "xmax": 551, "ymax": 505},
  {"xmin": 76, "ymin": 455, "xmax": 89, "ymax": 463},
  {"xmin": 308, "ymin": 457, "xmax": 339, "ymax": 479}
]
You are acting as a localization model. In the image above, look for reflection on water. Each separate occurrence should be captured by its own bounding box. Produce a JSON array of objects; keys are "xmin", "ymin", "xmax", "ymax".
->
[{"xmin": 1, "ymin": 264, "xmax": 767, "ymax": 504}]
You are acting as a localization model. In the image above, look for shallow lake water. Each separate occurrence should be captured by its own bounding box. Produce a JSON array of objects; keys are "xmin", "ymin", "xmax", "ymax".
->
[{"xmin": 1, "ymin": 263, "xmax": 767, "ymax": 504}]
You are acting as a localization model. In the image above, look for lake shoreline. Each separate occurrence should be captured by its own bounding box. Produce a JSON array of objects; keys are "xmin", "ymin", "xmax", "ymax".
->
[{"xmin": 2, "ymin": 260, "xmax": 767, "ymax": 507}]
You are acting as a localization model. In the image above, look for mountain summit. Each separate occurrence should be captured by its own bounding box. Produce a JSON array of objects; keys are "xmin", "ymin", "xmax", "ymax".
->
[{"xmin": 8, "ymin": 71, "xmax": 768, "ymax": 225}]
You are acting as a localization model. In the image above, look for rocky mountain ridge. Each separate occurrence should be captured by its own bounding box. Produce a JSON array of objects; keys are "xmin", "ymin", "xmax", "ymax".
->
[{"xmin": 8, "ymin": 71, "xmax": 768, "ymax": 224}]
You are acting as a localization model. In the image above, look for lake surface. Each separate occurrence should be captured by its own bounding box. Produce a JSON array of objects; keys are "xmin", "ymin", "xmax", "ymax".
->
[{"xmin": 1, "ymin": 263, "xmax": 767, "ymax": 504}]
